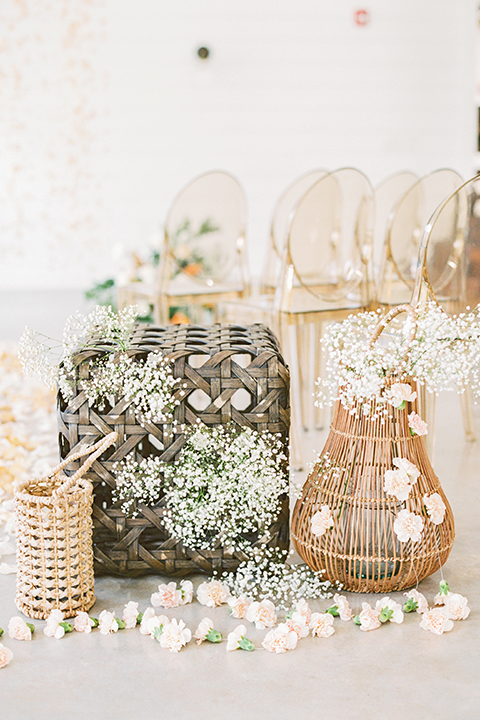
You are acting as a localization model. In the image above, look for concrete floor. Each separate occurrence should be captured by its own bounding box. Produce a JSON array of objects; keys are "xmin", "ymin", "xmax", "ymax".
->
[{"xmin": 0, "ymin": 292, "xmax": 479, "ymax": 720}]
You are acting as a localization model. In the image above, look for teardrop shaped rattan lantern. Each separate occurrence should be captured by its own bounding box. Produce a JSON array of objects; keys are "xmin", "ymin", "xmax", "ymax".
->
[{"xmin": 291, "ymin": 305, "xmax": 455, "ymax": 593}]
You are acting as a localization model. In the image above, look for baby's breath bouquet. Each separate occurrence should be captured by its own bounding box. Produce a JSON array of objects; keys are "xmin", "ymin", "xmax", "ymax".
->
[
  {"xmin": 162, "ymin": 424, "xmax": 288, "ymax": 551},
  {"xmin": 317, "ymin": 302, "xmax": 480, "ymax": 416},
  {"xmin": 112, "ymin": 423, "xmax": 289, "ymax": 551},
  {"xmin": 19, "ymin": 305, "xmax": 181, "ymax": 423}
]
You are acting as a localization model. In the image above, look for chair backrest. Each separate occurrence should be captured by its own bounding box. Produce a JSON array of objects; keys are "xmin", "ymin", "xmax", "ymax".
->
[
  {"xmin": 412, "ymin": 174, "xmax": 480, "ymax": 314},
  {"xmin": 259, "ymin": 169, "xmax": 328, "ymax": 293},
  {"xmin": 378, "ymin": 168, "xmax": 463, "ymax": 306},
  {"xmin": 278, "ymin": 167, "xmax": 375, "ymax": 307},
  {"xmin": 373, "ymin": 171, "xmax": 418, "ymax": 287},
  {"xmin": 163, "ymin": 170, "xmax": 248, "ymax": 288}
]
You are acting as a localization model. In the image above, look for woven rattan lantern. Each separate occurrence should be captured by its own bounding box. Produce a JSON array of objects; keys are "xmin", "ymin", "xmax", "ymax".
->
[
  {"xmin": 291, "ymin": 305, "xmax": 455, "ymax": 593},
  {"xmin": 14, "ymin": 433, "xmax": 117, "ymax": 619}
]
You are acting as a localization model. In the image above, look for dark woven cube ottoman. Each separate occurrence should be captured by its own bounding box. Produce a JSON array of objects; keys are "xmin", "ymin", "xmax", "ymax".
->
[{"xmin": 57, "ymin": 323, "xmax": 290, "ymax": 577}]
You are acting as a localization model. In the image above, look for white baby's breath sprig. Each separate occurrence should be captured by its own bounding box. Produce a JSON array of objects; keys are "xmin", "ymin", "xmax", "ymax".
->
[
  {"xmin": 160, "ymin": 424, "xmax": 289, "ymax": 552},
  {"xmin": 19, "ymin": 305, "xmax": 180, "ymax": 425},
  {"xmin": 219, "ymin": 547, "xmax": 334, "ymax": 611},
  {"xmin": 316, "ymin": 302, "xmax": 480, "ymax": 415}
]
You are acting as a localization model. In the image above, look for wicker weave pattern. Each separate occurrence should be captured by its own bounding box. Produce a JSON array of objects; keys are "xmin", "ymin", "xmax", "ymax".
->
[
  {"xmin": 57, "ymin": 324, "xmax": 290, "ymax": 577},
  {"xmin": 291, "ymin": 387, "xmax": 455, "ymax": 593},
  {"xmin": 14, "ymin": 433, "xmax": 117, "ymax": 619},
  {"xmin": 291, "ymin": 305, "xmax": 455, "ymax": 593}
]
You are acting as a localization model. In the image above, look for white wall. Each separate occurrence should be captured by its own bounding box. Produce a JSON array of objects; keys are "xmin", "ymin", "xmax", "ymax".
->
[{"xmin": 0, "ymin": 0, "xmax": 477, "ymax": 290}]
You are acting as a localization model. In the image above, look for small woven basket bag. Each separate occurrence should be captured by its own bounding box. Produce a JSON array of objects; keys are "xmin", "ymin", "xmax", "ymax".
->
[{"xmin": 14, "ymin": 432, "xmax": 117, "ymax": 619}]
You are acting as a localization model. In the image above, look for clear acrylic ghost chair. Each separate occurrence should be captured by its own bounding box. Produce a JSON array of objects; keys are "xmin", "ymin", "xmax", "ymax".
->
[
  {"xmin": 219, "ymin": 169, "xmax": 328, "ymax": 328},
  {"xmin": 373, "ymin": 171, "xmax": 418, "ymax": 292},
  {"xmin": 151, "ymin": 170, "xmax": 249, "ymax": 325},
  {"xmin": 261, "ymin": 169, "xmax": 329, "ymax": 294},
  {"xmin": 274, "ymin": 168, "xmax": 375, "ymax": 465},
  {"xmin": 378, "ymin": 168, "xmax": 463, "ymax": 308},
  {"xmin": 412, "ymin": 174, "xmax": 480, "ymax": 447}
]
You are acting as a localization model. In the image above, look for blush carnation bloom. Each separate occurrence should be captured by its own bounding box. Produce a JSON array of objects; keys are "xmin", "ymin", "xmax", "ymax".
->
[
  {"xmin": 333, "ymin": 594, "xmax": 353, "ymax": 621},
  {"xmin": 310, "ymin": 505, "xmax": 334, "ymax": 538},
  {"xmin": 44, "ymin": 609, "xmax": 66, "ymax": 639},
  {"xmin": 151, "ymin": 582, "xmax": 181, "ymax": 609},
  {"xmin": 245, "ymin": 599, "xmax": 277, "ymax": 629},
  {"xmin": 8, "ymin": 616, "xmax": 32, "ymax": 642},
  {"xmin": 375, "ymin": 597, "xmax": 404, "ymax": 624},
  {"xmin": 392, "ymin": 457, "xmax": 420, "ymax": 483},
  {"xmin": 139, "ymin": 607, "xmax": 157, "ymax": 635},
  {"xmin": 408, "ymin": 412, "xmax": 428, "ymax": 436},
  {"xmin": 98, "ymin": 610, "xmax": 118, "ymax": 635},
  {"xmin": 423, "ymin": 493, "xmax": 446, "ymax": 525},
  {"xmin": 0, "ymin": 643, "xmax": 13, "ymax": 668},
  {"xmin": 262, "ymin": 624, "xmax": 298, "ymax": 653},
  {"xmin": 404, "ymin": 589, "xmax": 429, "ymax": 614},
  {"xmin": 443, "ymin": 593, "xmax": 470, "ymax": 621},
  {"xmin": 193, "ymin": 618, "xmax": 213, "ymax": 645},
  {"xmin": 358, "ymin": 603, "xmax": 381, "ymax": 632},
  {"xmin": 394, "ymin": 509, "xmax": 424, "ymax": 543},
  {"xmin": 140, "ymin": 608, "xmax": 170, "ymax": 640},
  {"xmin": 122, "ymin": 601, "xmax": 140, "ymax": 629},
  {"xmin": 226, "ymin": 624, "xmax": 249, "ymax": 651},
  {"xmin": 310, "ymin": 612, "xmax": 335, "ymax": 638},
  {"xmin": 179, "ymin": 580, "xmax": 194, "ymax": 605},
  {"xmin": 159, "ymin": 619, "xmax": 191, "ymax": 652},
  {"xmin": 388, "ymin": 382, "xmax": 417, "ymax": 408},
  {"xmin": 383, "ymin": 468, "xmax": 412, "ymax": 502},
  {"xmin": 419, "ymin": 608, "xmax": 454, "ymax": 635},
  {"xmin": 197, "ymin": 580, "xmax": 231, "ymax": 608},
  {"xmin": 294, "ymin": 598, "xmax": 312, "ymax": 625},
  {"xmin": 74, "ymin": 611, "xmax": 96, "ymax": 633},
  {"xmin": 285, "ymin": 612, "xmax": 310, "ymax": 639},
  {"xmin": 228, "ymin": 595, "xmax": 251, "ymax": 619}
]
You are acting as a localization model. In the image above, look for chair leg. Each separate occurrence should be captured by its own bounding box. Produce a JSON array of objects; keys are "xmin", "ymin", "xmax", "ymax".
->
[
  {"xmin": 459, "ymin": 385, "xmax": 476, "ymax": 442},
  {"xmin": 417, "ymin": 383, "xmax": 436, "ymax": 461},
  {"xmin": 277, "ymin": 316, "xmax": 304, "ymax": 471},
  {"xmin": 313, "ymin": 321, "xmax": 326, "ymax": 430},
  {"xmin": 296, "ymin": 323, "xmax": 312, "ymax": 432}
]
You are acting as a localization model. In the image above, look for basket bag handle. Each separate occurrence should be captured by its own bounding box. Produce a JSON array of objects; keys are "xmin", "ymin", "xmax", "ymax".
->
[
  {"xmin": 48, "ymin": 431, "xmax": 118, "ymax": 499},
  {"xmin": 369, "ymin": 303, "xmax": 417, "ymax": 368}
]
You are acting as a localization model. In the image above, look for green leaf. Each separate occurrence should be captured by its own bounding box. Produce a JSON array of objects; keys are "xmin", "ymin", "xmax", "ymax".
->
[
  {"xmin": 398, "ymin": 400, "xmax": 406, "ymax": 410},
  {"xmin": 91, "ymin": 617, "xmax": 99, "ymax": 628},
  {"xmin": 136, "ymin": 613, "xmax": 143, "ymax": 625},
  {"xmin": 409, "ymin": 428, "xmax": 416, "ymax": 436},
  {"xmin": 238, "ymin": 637, "xmax": 255, "ymax": 652},
  {"xmin": 403, "ymin": 599, "xmax": 418, "ymax": 613},
  {"xmin": 0, "ymin": 627, "xmax": 3, "ymax": 636},
  {"xmin": 153, "ymin": 625, "xmax": 164, "ymax": 642},
  {"xmin": 59, "ymin": 622, "xmax": 73, "ymax": 633},
  {"xmin": 26, "ymin": 623, "xmax": 35, "ymax": 634},
  {"xmin": 326, "ymin": 605, "xmax": 340, "ymax": 617},
  {"xmin": 115, "ymin": 619, "xmax": 126, "ymax": 630},
  {"xmin": 379, "ymin": 607, "xmax": 393, "ymax": 623},
  {"xmin": 353, "ymin": 615, "xmax": 362, "ymax": 626},
  {"xmin": 205, "ymin": 629, "xmax": 222, "ymax": 643},
  {"xmin": 285, "ymin": 610, "xmax": 293, "ymax": 619},
  {"xmin": 439, "ymin": 580, "xmax": 450, "ymax": 596}
]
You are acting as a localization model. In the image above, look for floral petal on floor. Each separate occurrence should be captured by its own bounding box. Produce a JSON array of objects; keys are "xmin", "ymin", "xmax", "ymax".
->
[{"xmin": 0, "ymin": 345, "xmax": 58, "ymax": 569}]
